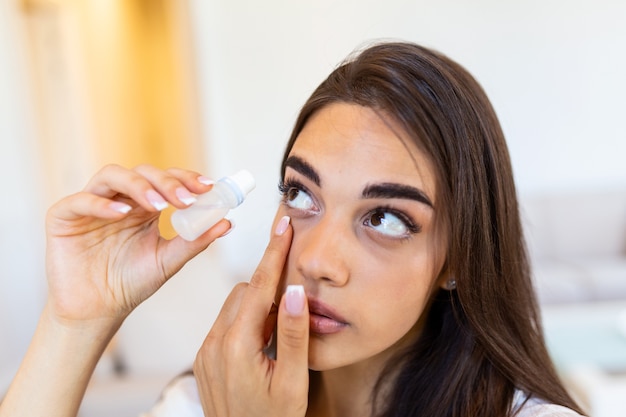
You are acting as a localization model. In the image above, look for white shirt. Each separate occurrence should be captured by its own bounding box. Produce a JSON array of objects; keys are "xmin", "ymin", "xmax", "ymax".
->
[
  {"xmin": 141, "ymin": 374, "xmax": 585, "ymax": 417},
  {"xmin": 511, "ymin": 390, "xmax": 584, "ymax": 417},
  {"xmin": 140, "ymin": 375, "xmax": 203, "ymax": 417}
]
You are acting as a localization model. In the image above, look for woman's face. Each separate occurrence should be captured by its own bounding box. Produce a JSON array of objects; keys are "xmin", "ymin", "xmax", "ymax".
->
[{"xmin": 275, "ymin": 102, "xmax": 448, "ymax": 371}]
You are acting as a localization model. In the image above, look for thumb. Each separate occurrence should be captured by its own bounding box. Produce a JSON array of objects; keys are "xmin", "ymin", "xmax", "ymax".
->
[
  {"xmin": 160, "ymin": 219, "xmax": 232, "ymax": 278},
  {"xmin": 272, "ymin": 285, "xmax": 310, "ymax": 395}
]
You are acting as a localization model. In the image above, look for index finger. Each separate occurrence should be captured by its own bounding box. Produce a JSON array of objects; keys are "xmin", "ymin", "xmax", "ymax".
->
[{"xmin": 236, "ymin": 216, "xmax": 292, "ymax": 334}]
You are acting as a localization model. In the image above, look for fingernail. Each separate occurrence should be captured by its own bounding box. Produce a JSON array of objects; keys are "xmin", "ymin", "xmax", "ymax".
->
[
  {"xmin": 146, "ymin": 189, "xmax": 168, "ymax": 211},
  {"xmin": 220, "ymin": 219, "xmax": 235, "ymax": 236},
  {"xmin": 285, "ymin": 285, "xmax": 305, "ymax": 316},
  {"xmin": 274, "ymin": 216, "xmax": 290, "ymax": 236},
  {"xmin": 197, "ymin": 176, "xmax": 215, "ymax": 186},
  {"xmin": 176, "ymin": 187, "xmax": 197, "ymax": 206},
  {"xmin": 110, "ymin": 202, "xmax": 132, "ymax": 214}
]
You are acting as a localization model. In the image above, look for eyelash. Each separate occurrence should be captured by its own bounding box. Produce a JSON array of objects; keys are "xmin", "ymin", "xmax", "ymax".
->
[
  {"xmin": 370, "ymin": 205, "xmax": 422, "ymax": 234},
  {"xmin": 278, "ymin": 178, "xmax": 422, "ymax": 236},
  {"xmin": 278, "ymin": 178, "xmax": 312, "ymax": 206}
]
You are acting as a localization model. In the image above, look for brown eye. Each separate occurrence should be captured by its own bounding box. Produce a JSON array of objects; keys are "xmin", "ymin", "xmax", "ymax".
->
[
  {"xmin": 364, "ymin": 209, "xmax": 419, "ymax": 237},
  {"xmin": 281, "ymin": 184, "xmax": 315, "ymax": 211},
  {"xmin": 369, "ymin": 212, "xmax": 384, "ymax": 227},
  {"xmin": 287, "ymin": 188, "xmax": 300, "ymax": 201}
]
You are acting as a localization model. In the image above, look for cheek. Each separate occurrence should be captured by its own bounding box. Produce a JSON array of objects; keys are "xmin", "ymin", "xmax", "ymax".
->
[
  {"xmin": 361, "ymin": 264, "xmax": 432, "ymax": 326},
  {"xmin": 354, "ymin": 247, "xmax": 442, "ymax": 337}
]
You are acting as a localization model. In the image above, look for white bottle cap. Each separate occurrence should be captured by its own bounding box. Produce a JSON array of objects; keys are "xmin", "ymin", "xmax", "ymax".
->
[{"xmin": 223, "ymin": 170, "xmax": 256, "ymax": 205}]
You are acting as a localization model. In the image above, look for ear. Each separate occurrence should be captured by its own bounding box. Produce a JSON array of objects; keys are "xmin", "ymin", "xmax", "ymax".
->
[
  {"xmin": 442, "ymin": 277, "xmax": 457, "ymax": 291},
  {"xmin": 436, "ymin": 265, "xmax": 457, "ymax": 291}
]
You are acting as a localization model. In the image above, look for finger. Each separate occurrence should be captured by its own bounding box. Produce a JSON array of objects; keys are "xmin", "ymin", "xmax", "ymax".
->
[
  {"xmin": 272, "ymin": 285, "xmax": 310, "ymax": 399},
  {"xmin": 165, "ymin": 167, "xmax": 215, "ymax": 194},
  {"xmin": 236, "ymin": 216, "xmax": 292, "ymax": 338},
  {"xmin": 83, "ymin": 164, "xmax": 172, "ymax": 212},
  {"xmin": 47, "ymin": 191, "xmax": 133, "ymax": 223},
  {"xmin": 134, "ymin": 164, "xmax": 213, "ymax": 209},
  {"xmin": 156, "ymin": 218, "xmax": 234, "ymax": 280}
]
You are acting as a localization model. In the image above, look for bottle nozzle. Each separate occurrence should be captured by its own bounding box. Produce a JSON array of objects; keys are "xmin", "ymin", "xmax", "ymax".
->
[{"xmin": 229, "ymin": 169, "xmax": 256, "ymax": 197}]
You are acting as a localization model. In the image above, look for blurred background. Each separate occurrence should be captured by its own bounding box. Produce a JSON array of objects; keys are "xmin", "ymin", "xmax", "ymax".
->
[{"xmin": 1, "ymin": 0, "xmax": 625, "ymax": 416}]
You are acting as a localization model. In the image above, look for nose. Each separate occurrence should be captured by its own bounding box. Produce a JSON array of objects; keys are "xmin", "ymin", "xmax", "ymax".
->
[{"xmin": 293, "ymin": 215, "xmax": 350, "ymax": 287}]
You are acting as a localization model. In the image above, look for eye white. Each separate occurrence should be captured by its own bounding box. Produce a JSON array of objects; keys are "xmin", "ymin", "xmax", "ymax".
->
[
  {"xmin": 286, "ymin": 188, "xmax": 315, "ymax": 211},
  {"xmin": 367, "ymin": 211, "xmax": 408, "ymax": 236}
]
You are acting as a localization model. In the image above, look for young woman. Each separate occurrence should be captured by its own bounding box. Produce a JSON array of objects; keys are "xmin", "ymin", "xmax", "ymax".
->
[{"xmin": 0, "ymin": 41, "xmax": 585, "ymax": 417}]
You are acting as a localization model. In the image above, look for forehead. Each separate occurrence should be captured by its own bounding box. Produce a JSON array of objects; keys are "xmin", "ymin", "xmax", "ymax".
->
[{"xmin": 289, "ymin": 103, "xmax": 437, "ymax": 202}]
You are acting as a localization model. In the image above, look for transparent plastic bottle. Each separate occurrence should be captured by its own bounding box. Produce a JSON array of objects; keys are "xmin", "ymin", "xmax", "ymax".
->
[{"xmin": 171, "ymin": 170, "xmax": 255, "ymax": 241}]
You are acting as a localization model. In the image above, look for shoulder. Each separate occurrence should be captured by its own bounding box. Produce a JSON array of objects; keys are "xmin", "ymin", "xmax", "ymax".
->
[
  {"xmin": 139, "ymin": 373, "xmax": 203, "ymax": 417},
  {"xmin": 512, "ymin": 391, "xmax": 586, "ymax": 417}
]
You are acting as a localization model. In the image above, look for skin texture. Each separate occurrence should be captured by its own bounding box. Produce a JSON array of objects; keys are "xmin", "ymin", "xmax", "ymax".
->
[
  {"xmin": 279, "ymin": 103, "xmax": 450, "ymax": 416},
  {"xmin": 281, "ymin": 103, "xmax": 447, "ymax": 368}
]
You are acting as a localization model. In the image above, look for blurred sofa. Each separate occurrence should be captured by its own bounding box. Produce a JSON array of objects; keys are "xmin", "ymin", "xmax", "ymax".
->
[
  {"xmin": 520, "ymin": 188, "xmax": 626, "ymax": 304},
  {"xmin": 520, "ymin": 188, "xmax": 626, "ymax": 416}
]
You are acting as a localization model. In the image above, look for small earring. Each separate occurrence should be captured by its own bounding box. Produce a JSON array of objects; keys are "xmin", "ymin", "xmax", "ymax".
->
[{"xmin": 444, "ymin": 278, "xmax": 457, "ymax": 291}]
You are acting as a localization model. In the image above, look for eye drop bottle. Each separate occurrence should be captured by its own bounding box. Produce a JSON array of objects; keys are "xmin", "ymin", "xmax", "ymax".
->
[{"xmin": 171, "ymin": 170, "xmax": 256, "ymax": 241}]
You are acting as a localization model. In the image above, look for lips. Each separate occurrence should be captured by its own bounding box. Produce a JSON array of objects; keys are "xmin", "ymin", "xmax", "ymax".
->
[{"xmin": 307, "ymin": 298, "xmax": 349, "ymax": 335}]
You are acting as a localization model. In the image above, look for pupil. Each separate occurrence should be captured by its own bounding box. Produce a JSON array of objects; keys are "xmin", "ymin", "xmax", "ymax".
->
[
  {"xmin": 288, "ymin": 189, "xmax": 299, "ymax": 201},
  {"xmin": 371, "ymin": 212, "xmax": 383, "ymax": 227}
]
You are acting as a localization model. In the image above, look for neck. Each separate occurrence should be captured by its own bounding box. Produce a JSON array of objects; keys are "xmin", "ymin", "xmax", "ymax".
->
[
  {"xmin": 307, "ymin": 366, "xmax": 376, "ymax": 417},
  {"xmin": 306, "ymin": 309, "xmax": 427, "ymax": 417},
  {"xmin": 306, "ymin": 344, "xmax": 406, "ymax": 417}
]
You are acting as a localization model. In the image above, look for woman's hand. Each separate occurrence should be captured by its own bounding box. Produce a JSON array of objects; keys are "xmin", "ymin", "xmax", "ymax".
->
[
  {"xmin": 45, "ymin": 164, "xmax": 231, "ymax": 327},
  {"xmin": 0, "ymin": 164, "xmax": 233, "ymax": 417},
  {"xmin": 194, "ymin": 216, "xmax": 310, "ymax": 417}
]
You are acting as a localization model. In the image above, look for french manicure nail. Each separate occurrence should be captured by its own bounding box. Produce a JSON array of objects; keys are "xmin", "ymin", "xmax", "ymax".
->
[
  {"xmin": 176, "ymin": 187, "xmax": 197, "ymax": 206},
  {"xmin": 220, "ymin": 219, "xmax": 235, "ymax": 236},
  {"xmin": 274, "ymin": 215, "xmax": 290, "ymax": 236},
  {"xmin": 197, "ymin": 176, "xmax": 215, "ymax": 186},
  {"xmin": 146, "ymin": 190, "xmax": 168, "ymax": 211},
  {"xmin": 285, "ymin": 285, "xmax": 305, "ymax": 316},
  {"xmin": 110, "ymin": 202, "xmax": 132, "ymax": 214}
]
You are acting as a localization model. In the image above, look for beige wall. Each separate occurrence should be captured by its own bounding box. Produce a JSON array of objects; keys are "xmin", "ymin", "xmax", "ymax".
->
[
  {"xmin": 0, "ymin": 0, "xmax": 208, "ymax": 389},
  {"xmin": 21, "ymin": 0, "xmax": 204, "ymax": 206}
]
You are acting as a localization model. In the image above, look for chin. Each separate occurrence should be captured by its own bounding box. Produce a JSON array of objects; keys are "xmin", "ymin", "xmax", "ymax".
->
[
  {"xmin": 307, "ymin": 357, "xmax": 342, "ymax": 372},
  {"xmin": 306, "ymin": 340, "xmax": 361, "ymax": 372}
]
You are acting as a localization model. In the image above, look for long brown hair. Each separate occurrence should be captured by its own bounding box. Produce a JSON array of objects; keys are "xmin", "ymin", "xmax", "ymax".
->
[{"xmin": 280, "ymin": 41, "xmax": 583, "ymax": 417}]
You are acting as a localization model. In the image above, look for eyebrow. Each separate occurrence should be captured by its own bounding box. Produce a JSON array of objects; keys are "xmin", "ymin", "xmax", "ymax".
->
[
  {"xmin": 284, "ymin": 155, "xmax": 321, "ymax": 186},
  {"xmin": 362, "ymin": 183, "xmax": 434, "ymax": 208},
  {"xmin": 284, "ymin": 155, "xmax": 433, "ymax": 208}
]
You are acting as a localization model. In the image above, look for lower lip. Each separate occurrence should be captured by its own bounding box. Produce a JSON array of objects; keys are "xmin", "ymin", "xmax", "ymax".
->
[{"xmin": 309, "ymin": 313, "xmax": 348, "ymax": 335}]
